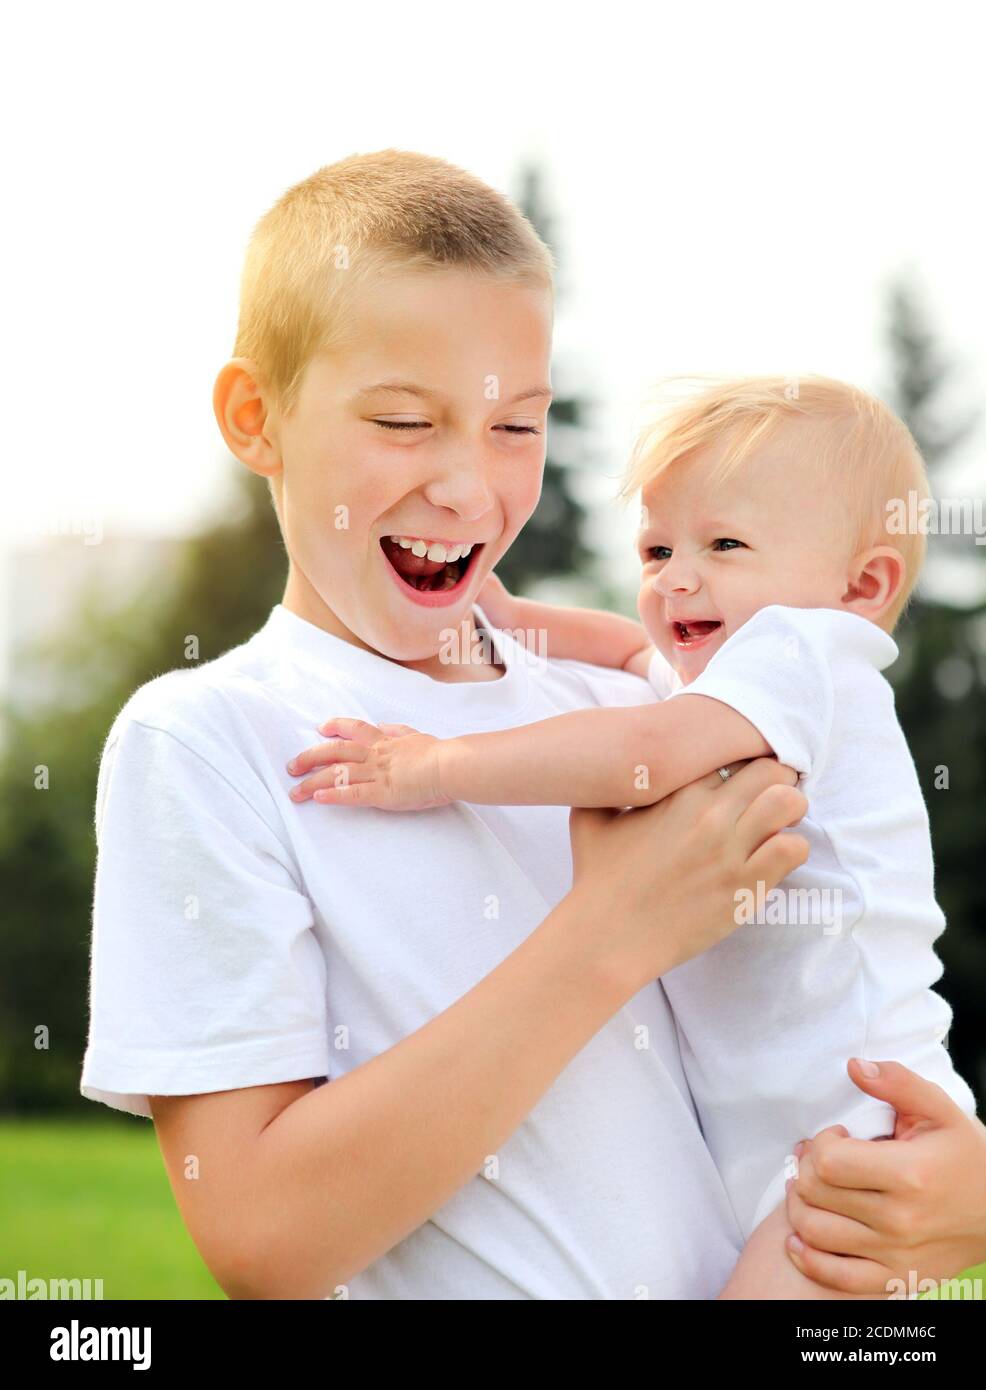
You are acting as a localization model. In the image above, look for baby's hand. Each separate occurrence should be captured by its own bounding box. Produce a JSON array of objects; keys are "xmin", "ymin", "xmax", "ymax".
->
[
  {"xmin": 477, "ymin": 571, "xmax": 517, "ymax": 628},
  {"xmin": 286, "ymin": 717, "xmax": 449, "ymax": 811}
]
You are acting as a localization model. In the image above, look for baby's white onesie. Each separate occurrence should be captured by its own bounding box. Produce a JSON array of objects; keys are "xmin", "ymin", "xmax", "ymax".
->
[{"xmin": 649, "ymin": 603, "xmax": 978, "ymax": 1238}]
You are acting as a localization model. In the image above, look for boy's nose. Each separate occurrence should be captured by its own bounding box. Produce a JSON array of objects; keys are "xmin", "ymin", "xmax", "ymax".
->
[{"xmin": 422, "ymin": 462, "xmax": 496, "ymax": 520}]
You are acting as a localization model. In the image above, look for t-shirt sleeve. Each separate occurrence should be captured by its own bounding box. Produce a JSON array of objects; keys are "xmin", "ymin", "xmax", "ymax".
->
[
  {"xmin": 80, "ymin": 714, "xmax": 330, "ymax": 1119},
  {"xmin": 665, "ymin": 606, "xmax": 839, "ymax": 777}
]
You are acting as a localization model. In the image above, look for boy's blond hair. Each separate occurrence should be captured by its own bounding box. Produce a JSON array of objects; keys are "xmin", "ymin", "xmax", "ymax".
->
[
  {"xmin": 622, "ymin": 374, "xmax": 931, "ymax": 631},
  {"xmin": 233, "ymin": 149, "xmax": 554, "ymax": 418}
]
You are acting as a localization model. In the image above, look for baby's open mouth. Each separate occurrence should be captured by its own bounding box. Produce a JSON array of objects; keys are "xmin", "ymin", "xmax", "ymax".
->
[
  {"xmin": 673, "ymin": 619, "xmax": 722, "ymax": 646},
  {"xmin": 381, "ymin": 535, "xmax": 482, "ymax": 593}
]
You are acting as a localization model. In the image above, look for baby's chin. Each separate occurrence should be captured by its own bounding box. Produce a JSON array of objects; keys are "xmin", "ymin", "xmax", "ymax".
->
[{"xmin": 662, "ymin": 623, "xmax": 729, "ymax": 684}]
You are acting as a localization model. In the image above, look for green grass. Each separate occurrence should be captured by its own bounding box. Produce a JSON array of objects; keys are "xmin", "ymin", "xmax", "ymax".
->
[
  {"xmin": 0, "ymin": 1118, "xmax": 224, "ymax": 1299},
  {"xmin": 2, "ymin": 1118, "xmax": 984, "ymax": 1300}
]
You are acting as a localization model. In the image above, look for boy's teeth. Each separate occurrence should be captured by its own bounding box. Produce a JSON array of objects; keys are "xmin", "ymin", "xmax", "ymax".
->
[{"xmin": 388, "ymin": 536, "xmax": 475, "ymax": 561}]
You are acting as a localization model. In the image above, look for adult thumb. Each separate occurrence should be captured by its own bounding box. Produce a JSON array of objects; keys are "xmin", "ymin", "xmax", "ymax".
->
[{"xmin": 847, "ymin": 1058, "xmax": 957, "ymax": 1130}]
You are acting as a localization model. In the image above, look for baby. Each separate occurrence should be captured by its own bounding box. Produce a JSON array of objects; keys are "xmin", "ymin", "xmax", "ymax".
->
[{"xmin": 289, "ymin": 374, "xmax": 979, "ymax": 1239}]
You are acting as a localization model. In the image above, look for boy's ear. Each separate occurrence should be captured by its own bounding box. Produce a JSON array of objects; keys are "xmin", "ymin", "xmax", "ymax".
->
[{"xmin": 213, "ymin": 357, "xmax": 283, "ymax": 480}]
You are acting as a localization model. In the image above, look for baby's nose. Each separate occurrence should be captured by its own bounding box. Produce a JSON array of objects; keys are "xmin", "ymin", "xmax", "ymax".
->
[{"xmin": 653, "ymin": 566, "xmax": 700, "ymax": 595}]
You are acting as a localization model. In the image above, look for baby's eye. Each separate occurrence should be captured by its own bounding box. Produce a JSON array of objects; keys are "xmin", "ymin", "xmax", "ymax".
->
[
  {"xmin": 646, "ymin": 545, "xmax": 673, "ymax": 561},
  {"xmin": 496, "ymin": 424, "xmax": 541, "ymax": 435},
  {"xmin": 713, "ymin": 538, "xmax": 746, "ymax": 551}
]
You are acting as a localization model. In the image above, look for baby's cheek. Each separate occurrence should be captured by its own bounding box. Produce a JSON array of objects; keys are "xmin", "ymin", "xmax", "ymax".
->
[{"xmin": 637, "ymin": 575, "xmax": 664, "ymax": 640}]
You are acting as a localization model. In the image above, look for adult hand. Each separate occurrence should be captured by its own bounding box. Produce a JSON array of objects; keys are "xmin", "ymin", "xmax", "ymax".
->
[
  {"xmin": 567, "ymin": 756, "xmax": 809, "ymax": 993},
  {"xmin": 786, "ymin": 1059, "xmax": 986, "ymax": 1295}
]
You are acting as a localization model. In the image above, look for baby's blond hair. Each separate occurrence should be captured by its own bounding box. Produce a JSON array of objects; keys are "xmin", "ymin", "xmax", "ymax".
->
[
  {"xmin": 622, "ymin": 374, "xmax": 931, "ymax": 631},
  {"xmin": 233, "ymin": 149, "xmax": 554, "ymax": 419}
]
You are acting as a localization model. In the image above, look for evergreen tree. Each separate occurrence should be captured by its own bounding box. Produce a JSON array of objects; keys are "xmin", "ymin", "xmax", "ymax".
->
[{"xmin": 493, "ymin": 163, "xmax": 594, "ymax": 594}]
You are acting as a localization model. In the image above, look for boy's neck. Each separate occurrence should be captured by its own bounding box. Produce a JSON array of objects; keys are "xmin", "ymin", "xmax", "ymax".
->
[{"xmin": 280, "ymin": 573, "xmax": 504, "ymax": 684}]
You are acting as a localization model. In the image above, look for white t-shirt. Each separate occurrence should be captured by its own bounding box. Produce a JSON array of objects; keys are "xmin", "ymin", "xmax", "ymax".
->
[
  {"xmin": 648, "ymin": 604, "xmax": 978, "ymax": 1238},
  {"xmin": 81, "ymin": 602, "xmax": 745, "ymax": 1300}
]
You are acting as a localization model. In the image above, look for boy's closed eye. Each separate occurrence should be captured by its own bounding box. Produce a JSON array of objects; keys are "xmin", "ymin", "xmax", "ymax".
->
[{"xmin": 370, "ymin": 419, "xmax": 542, "ymax": 435}]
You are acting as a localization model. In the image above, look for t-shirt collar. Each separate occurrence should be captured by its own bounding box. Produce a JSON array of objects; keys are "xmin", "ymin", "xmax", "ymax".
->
[{"xmin": 253, "ymin": 601, "xmax": 535, "ymax": 729}]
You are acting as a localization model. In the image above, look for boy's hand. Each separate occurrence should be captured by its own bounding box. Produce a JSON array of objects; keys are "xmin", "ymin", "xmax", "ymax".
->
[{"xmin": 287, "ymin": 717, "xmax": 450, "ymax": 811}]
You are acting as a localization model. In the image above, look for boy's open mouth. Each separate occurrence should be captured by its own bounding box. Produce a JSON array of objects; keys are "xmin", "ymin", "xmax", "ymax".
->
[{"xmin": 380, "ymin": 535, "xmax": 482, "ymax": 594}]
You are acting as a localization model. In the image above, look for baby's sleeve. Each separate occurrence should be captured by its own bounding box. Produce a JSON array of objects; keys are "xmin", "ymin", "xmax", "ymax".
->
[
  {"xmin": 80, "ymin": 714, "xmax": 330, "ymax": 1118},
  {"xmin": 666, "ymin": 605, "xmax": 841, "ymax": 777}
]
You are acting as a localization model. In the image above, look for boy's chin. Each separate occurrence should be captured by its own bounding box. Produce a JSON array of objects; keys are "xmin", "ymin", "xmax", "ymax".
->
[{"xmin": 369, "ymin": 595, "xmax": 481, "ymax": 663}]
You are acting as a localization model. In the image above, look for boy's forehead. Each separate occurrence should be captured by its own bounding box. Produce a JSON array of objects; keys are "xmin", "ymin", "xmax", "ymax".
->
[
  {"xmin": 348, "ymin": 378, "xmax": 554, "ymax": 407},
  {"xmin": 306, "ymin": 269, "xmax": 552, "ymax": 398},
  {"xmin": 343, "ymin": 263, "xmax": 551, "ymax": 338}
]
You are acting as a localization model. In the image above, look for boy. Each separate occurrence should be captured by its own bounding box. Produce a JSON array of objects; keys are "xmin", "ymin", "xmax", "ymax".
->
[
  {"xmin": 287, "ymin": 374, "xmax": 979, "ymax": 1242},
  {"xmin": 80, "ymin": 154, "xmax": 986, "ymax": 1299}
]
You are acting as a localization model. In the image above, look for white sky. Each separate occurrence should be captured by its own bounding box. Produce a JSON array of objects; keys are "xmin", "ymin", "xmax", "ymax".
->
[{"xmin": 3, "ymin": 0, "xmax": 985, "ymax": 601}]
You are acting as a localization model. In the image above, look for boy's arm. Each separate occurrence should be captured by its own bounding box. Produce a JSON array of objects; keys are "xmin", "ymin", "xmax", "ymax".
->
[
  {"xmin": 478, "ymin": 572, "xmax": 651, "ymax": 672},
  {"xmin": 151, "ymin": 759, "xmax": 811, "ymax": 1300},
  {"xmin": 151, "ymin": 886, "xmax": 635, "ymax": 1300},
  {"xmin": 293, "ymin": 696, "xmax": 773, "ymax": 810}
]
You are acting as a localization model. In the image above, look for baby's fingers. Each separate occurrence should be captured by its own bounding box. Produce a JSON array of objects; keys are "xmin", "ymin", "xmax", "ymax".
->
[
  {"xmin": 317, "ymin": 717, "xmax": 382, "ymax": 744},
  {"xmin": 290, "ymin": 763, "xmax": 376, "ymax": 803},
  {"xmin": 287, "ymin": 739, "xmax": 369, "ymax": 777}
]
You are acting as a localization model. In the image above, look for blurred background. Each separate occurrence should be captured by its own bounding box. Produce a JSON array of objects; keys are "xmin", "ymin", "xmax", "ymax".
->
[{"xmin": 1, "ymin": 0, "xmax": 984, "ymax": 1299}]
